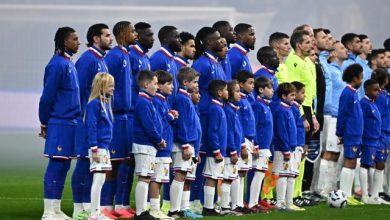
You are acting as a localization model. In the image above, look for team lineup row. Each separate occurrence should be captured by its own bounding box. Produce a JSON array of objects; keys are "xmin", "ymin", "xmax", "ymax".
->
[{"xmin": 38, "ymin": 20, "xmax": 390, "ymax": 220}]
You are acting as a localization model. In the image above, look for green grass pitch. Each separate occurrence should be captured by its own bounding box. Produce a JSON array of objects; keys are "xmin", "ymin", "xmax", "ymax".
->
[{"xmin": 2, "ymin": 169, "xmax": 390, "ymax": 220}]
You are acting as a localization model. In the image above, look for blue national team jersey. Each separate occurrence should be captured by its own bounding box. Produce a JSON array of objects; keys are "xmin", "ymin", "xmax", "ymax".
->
[
  {"xmin": 192, "ymin": 51, "xmax": 226, "ymax": 115},
  {"xmin": 360, "ymin": 96, "xmax": 382, "ymax": 147},
  {"xmin": 238, "ymin": 91, "xmax": 256, "ymax": 140},
  {"xmin": 205, "ymin": 99, "xmax": 227, "ymax": 157},
  {"xmin": 174, "ymin": 55, "xmax": 189, "ymax": 70},
  {"xmin": 254, "ymin": 66, "xmax": 279, "ymax": 108},
  {"xmin": 224, "ymin": 101, "xmax": 243, "ymax": 156},
  {"xmin": 76, "ymin": 47, "xmax": 108, "ymax": 117},
  {"xmin": 228, "ymin": 43, "xmax": 253, "ymax": 78},
  {"xmin": 172, "ymin": 87, "xmax": 199, "ymax": 148},
  {"xmin": 129, "ymin": 43, "xmax": 151, "ymax": 112},
  {"xmin": 336, "ymin": 85, "xmax": 364, "ymax": 146},
  {"xmin": 39, "ymin": 52, "xmax": 81, "ymax": 126},
  {"xmin": 104, "ymin": 46, "xmax": 132, "ymax": 115},
  {"xmin": 132, "ymin": 91, "xmax": 163, "ymax": 147},
  {"xmin": 375, "ymin": 90, "xmax": 390, "ymax": 134},
  {"xmin": 85, "ymin": 98, "xmax": 113, "ymax": 149},
  {"xmin": 292, "ymin": 100, "xmax": 305, "ymax": 147},
  {"xmin": 153, "ymin": 91, "xmax": 175, "ymax": 157},
  {"xmin": 253, "ymin": 96, "xmax": 273, "ymax": 150},
  {"xmin": 273, "ymin": 101, "xmax": 297, "ymax": 152},
  {"xmin": 150, "ymin": 46, "xmax": 179, "ymax": 100},
  {"xmin": 221, "ymin": 54, "xmax": 232, "ymax": 81}
]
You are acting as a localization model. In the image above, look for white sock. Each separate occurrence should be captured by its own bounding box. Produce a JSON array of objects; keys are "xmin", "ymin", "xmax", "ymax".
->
[
  {"xmin": 340, "ymin": 167, "xmax": 354, "ymax": 197},
  {"xmin": 230, "ymin": 178, "xmax": 239, "ymax": 209},
  {"xmin": 135, "ymin": 181, "xmax": 149, "ymax": 215},
  {"xmin": 317, "ymin": 159, "xmax": 329, "ymax": 193},
  {"xmin": 369, "ymin": 167, "xmax": 375, "ymax": 195},
  {"xmin": 359, "ymin": 167, "xmax": 369, "ymax": 197},
  {"xmin": 101, "ymin": 206, "xmax": 113, "ymax": 211},
  {"xmin": 181, "ymin": 191, "xmax": 190, "ymax": 211},
  {"xmin": 354, "ymin": 159, "xmax": 361, "ymax": 192},
  {"xmin": 372, "ymin": 169, "xmax": 384, "ymax": 198},
  {"xmin": 73, "ymin": 203, "xmax": 83, "ymax": 215},
  {"xmin": 43, "ymin": 199, "xmax": 54, "ymax": 214},
  {"xmin": 276, "ymin": 177, "xmax": 287, "ymax": 204},
  {"xmin": 53, "ymin": 200, "xmax": 62, "ymax": 213},
  {"xmin": 169, "ymin": 180, "xmax": 184, "ymax": 212},
  {"xmin": 248, "ymin": 171, "xmax": 265, "ymax": 208},
  {"xmin": 115, "ymin": 204, "xmax": 123, "ymax": 210},
  {"xmin": 83, "ymin": 203, "xmax": 91, "ymax": 212},
  {"xmin": 90, "ymin": 173, "xmax": 105, "ymax": 217},
  {"xmin": 237, "ymin": 177, "xmax": 245, "ymax": 207},
  {"xmin": 204, "ymin": 186, "xmax": 215, "ymax": 209},
  {"xmin": 327, "ymin": 161, "xmax": 337, "ymax": 191},
  {"xmin": 286, "ymin": 177, "xmax": 295, "ymax": 205},
  {"xmin": 221, "ymin": 183, "xmax": 231, "ymax": 209},
  {"xmin": 150, "ymin": 198, "xmax": 160, "ymax": 211},
  {"xmin": 123, "ymin": 205, "xmax": 130, "ymax": 210}
]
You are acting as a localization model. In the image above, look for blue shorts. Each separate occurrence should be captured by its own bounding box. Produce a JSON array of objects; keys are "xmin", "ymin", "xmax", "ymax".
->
[
  {"xmin": 361, "ymin": 146, "xmax": 377, "ymax": 166},
  {"xmin": 110, "ymin": 115, "xmax": 129, "ymax": 160},
  {"xmin": 75, "ymin": 119, "xmax": 88, "ymax": 158},
  {"xmin": 44, "ymin": 123, "xmax": 77, "ymax": 159},
  {"xmin": 343, "ymin": 145, "xmax": 360, "ymax": 159},
  {"xmin": 380, "ymin": 133, "xmax": 390, "ymax": 158}
]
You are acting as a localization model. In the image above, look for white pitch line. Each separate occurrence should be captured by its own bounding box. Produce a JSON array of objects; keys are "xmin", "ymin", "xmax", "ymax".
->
[{"xmin": 0, "ymin": 197, "xmax": 72, "ymax": 201}]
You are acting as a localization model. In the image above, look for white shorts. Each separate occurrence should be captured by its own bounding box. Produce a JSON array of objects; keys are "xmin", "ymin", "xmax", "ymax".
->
[
  {"xmin": 290, "ymin": 147, "xmax": 304, "ymax": 176},
  {"xmin": 89, "ymin": 148, "xmax": 112, "ymax": 172},
  {"xmin": 321, "ymin": 116, "xmax": 341, "ymax": 153},
  {"xmin": 172, "ymin": 143, "xmax": 194, "ymax": 172},
  {"xmin": 252, "ymin": 149, "xmax": 272, "ymax": 171},
  {"xmin": 272, "ymin": 151, "xmax": 292, "ymax": 176},
  {"xmin": 223, "ymin": 157, "xmax": 238, "ymax": 180},
  {"xmin": 186, "ymin": 160, "xmax": 197, "ymax": 181},
  {"xmin": 133, "ymin": 143, "xmax": 157, "ymax": 177},
  {"xmin": 203, "ymin": 157, "xmax": 224, "ymax": 180},
  {"xmin": 237, "ymin": 155, "xmax": 252, "ymax": 171},
  {"xmin": 151, "ymin": 157, "xmax": 172, "ymax": 183}
]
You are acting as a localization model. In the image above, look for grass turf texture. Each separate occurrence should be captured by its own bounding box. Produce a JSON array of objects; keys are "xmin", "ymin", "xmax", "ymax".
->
[{"xmin": 1, "ymin": 170, "xmax": 390, "ymax": 220}]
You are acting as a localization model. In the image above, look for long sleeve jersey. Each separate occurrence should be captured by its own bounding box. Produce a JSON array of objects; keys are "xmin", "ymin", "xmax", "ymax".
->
[
  {"xmin": 273, "ymin": 101, "xmax": 297, "ymax": 152},
  {"xmin": 336, "ymin": 85, "xmax": 364, "ymax": 146},
  {"xmin": 253, "ymin": 96, "xmax": 273, "ymax": 150},
  {"xmin": 85, "ymin": 98, "xmax": 113, "ymax": 149},
  {"xmin": 292, "ymin": 100, "xmax": 305, "ymax": 147},
  {"xmin": 39, "ymin": 52, "xmax": 81, "ymax": 126},
  {"xmin": 375, "ymin": 90, "xmax": 390, "ymax": 135},
  {"xmin": 132, "ymin": 90, "xmax": 163, "ymax": 147},
  {"xmin": 205, "ymin": 98, "xmax": 227, "ymax": 157},
  {"xmin": 360, "ymin": 96, "xmax": 382, "ymax": 147},
  {"xmin": 238, "ymin": 91, "xmax": 256, "ymax": 140},
  {"xmin": 228, "ymin": 42, "xmax": 253, "ymax": 78},
  {"xmin": 104, "ymin": 46, "xmax": 132, "ymax": 115},
  {"xmin": 224, "ymin": 101, "xmax": 243, "ymax": 156}
]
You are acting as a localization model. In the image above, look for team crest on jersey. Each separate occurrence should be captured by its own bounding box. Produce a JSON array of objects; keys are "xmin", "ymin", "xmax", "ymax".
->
[
  {"xmin": 123, "ymin": 60, "xmax": 127, "ymax": 67},
  {"xmin": 352, "ymin": 147, "xmax": 358, "ymax": 152},
  {"xmin": 111, "ymin": 149, "xmax": 116, "ymax": 155},
  {"xmin": 57, "ymin": 146, "xmax": 62, "ymax": 152}
]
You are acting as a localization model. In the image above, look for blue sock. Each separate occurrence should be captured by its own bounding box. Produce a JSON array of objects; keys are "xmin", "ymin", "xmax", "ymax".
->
[
  {"xmin": 44, "ymin": 158, "xmax": 71, "ymax": 200},
  {"xmin": 101, "ymin": 180, "xmax": 115, "ymax": 206},
  {"xmin": 115, "ymin": 162, "xmax": 129, "ymax": 206},
  {"xmin": 122, "ymin": 163, "xmax": 135, "ymax": 206},
  {"xmin": 71, "ymin": 159, "xmax": 90, "ymax": 203},
  {"xmin": 163, "ymin": 169, "xmax": 174, "ymax": 201},
  {"xmin": 246, "ymin": 169, "xmax": 254, "ymax": 203}
]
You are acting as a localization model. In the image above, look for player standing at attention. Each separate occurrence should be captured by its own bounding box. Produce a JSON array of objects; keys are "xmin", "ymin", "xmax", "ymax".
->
[
  {"xmin": 132, "ymin": 70, "xmax": 165, "ymax": 220},
  {"xmin": 359, "ymin": 79, "xmax": 383, "ymax": 204},
  {"xmin": 116, "ymin": 21, "xmax": 154, "ymax": 216},
  {"xmin": 202, "ymin": 80, "xmax": 228, "ymax": 216},
  {"xmin": 150, "ymin": 25, "xmax": 182, "ymax": 101},
  {"xmin": 272, "ymin": 83, "xmax": 297, "ymax": 211},
  {"xmin": 85, "ymin": 73, "xmax": 115, "ymax": 220},
  {"xmin": 72, "ymin": 23, "xmax": 112, "ymax": 220},
  {"xmin": 101, "ymin": 21, "xmax": 136, "ymax": 219},
  {"xmin": 228, "ymin": 23, "xmax": 256, "ymax": 78},
  {"xmin": 39, "ymin": 27, "xmax": 81, "ymax": 220},
  {"xmin": 336, "ymin": 64, "xmax": 364, "ymax": 205},
  {"xmin": 341, "ymin": 33, "xmax": 362, "ymax": 70},
  {"xmin": 269, "ymin": 32, "xmax": 290, "ymax": 84},
  {"xmin": 174, "ymin": 32, "xmax": 196, "ymax": 69}
]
